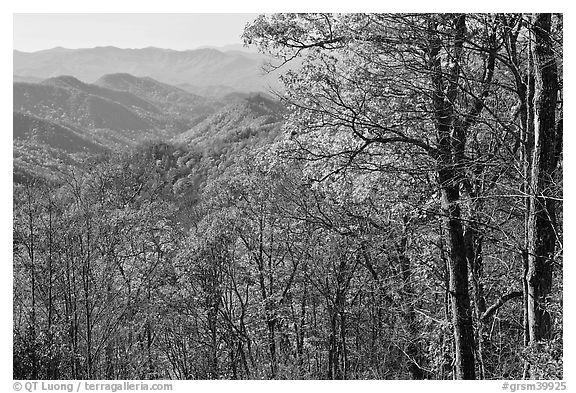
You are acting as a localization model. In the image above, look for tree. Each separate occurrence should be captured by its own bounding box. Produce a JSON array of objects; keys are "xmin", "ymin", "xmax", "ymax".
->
[
  {"xmin": 244, "ymin": 13, "xmax": 506, "ymax": 379},
  {"xmin": 525, "ymin": 13, "xmax": 561, "ymax": 368}
]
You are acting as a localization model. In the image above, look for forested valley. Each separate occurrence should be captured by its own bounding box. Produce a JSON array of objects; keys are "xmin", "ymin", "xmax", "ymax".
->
[{"xmin": 13, "ymin": 13, "xmax": 563, "ymax": 380}]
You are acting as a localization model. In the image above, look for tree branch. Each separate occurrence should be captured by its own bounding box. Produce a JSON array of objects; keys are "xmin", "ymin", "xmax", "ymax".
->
[{"xmin": 480, "ymin": 291, "xmax": 523, "ymax": 322}]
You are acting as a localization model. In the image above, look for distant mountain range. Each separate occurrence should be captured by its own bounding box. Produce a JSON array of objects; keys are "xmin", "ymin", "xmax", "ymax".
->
[{"xmin": 14, "ymin": 46, "xmax": 282, "ymax": 94}]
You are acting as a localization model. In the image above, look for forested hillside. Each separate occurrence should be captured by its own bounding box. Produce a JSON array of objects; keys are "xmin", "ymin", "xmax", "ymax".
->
[
  {"xmin": 12, "ymin": 73, "xmax": 283, "ymax": 183},
  {"xmin": 13, "ymin": 13, "xmax": 563, "ymax": 381}
]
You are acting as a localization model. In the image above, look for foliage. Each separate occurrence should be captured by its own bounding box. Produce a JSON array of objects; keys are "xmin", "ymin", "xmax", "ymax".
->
[{"xmin": 13, "ymin": 13, "xmax": 562, "ymax": 380}]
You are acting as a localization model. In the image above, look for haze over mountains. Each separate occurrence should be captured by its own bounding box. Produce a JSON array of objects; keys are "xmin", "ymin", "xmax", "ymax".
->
[
  {"xmin": 13, "ymin": 45, "xmax": 290, "ymax": 184},
  {"xmin": 14, "ymin": 46, "xmax": 280, "ymax": 94},
  {"xmin": 13, "ymin": 68, "xmax": 285, "ymax": 183}
]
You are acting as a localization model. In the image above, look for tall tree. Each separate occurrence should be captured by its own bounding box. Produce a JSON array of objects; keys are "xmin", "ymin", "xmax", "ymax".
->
[
  {"xmin": 526, "ymin": 13, "xmax": 561, "ymax": 346},
  {"xmin": 243, "ymin": 13, "xmax": 511, "ymax": 379}
]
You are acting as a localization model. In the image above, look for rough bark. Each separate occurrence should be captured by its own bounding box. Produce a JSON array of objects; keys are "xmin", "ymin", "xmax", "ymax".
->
[
  {"xmin": 526, "ymin": 13, "xmax": 559, "ymax": 344},
  {"xmin": 428, "ymin": 14, "xmax": 476, "ymax": 380},
  {"xmin": 439, "ymin": 177, "xmax": 477, "ymax": 380}
]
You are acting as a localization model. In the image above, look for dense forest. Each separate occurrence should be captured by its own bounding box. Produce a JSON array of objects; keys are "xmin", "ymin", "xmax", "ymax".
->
[{"xmin": 13, "ymin": 13, "xmax": 562, "ymax": 380}]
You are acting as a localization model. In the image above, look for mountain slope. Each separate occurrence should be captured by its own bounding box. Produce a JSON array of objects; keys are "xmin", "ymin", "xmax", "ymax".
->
[
  {"xmin": 12, "ymin": 72, "xmax": 287, "ymax": 185},
  {"xmin": 175, "ymin": 93, "xmax": 285, "ymax": 149},
  {"xmin": 14, "ymin": 79, "xmax": 157, "ymax": 133},
  {"xmin": 14, "ymin": 74, "xmax": 214, "ymax": 147},
  {"xmin": 13, "ymin": 111, "xmax": 109, "ymax": 184},
  {"xmin": 14, "ymin": 111, "xmax": 107, "ymax": 154},
  {"xmin": 94, "ymin": 73, "xmax": 216, "ymax": 120},
  {"xmin": 42, "ymin": 75, "xmax": 161, "ymax": 114}
]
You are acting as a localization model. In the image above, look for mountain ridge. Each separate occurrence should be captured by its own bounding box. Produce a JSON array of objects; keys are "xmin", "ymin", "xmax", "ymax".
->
[
  {"xmin": 14, "ymin": 46, "xmax": 278, "ymax": 93},
  {"xmin": 13, "ymin": 72, "xmax": 287, "ymax": 183}
]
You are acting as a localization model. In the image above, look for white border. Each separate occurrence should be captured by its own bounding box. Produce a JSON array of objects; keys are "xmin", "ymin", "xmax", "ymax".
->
[{"xmin": 3, "ymin": 3, "xmax": 573, "ymax": 392}]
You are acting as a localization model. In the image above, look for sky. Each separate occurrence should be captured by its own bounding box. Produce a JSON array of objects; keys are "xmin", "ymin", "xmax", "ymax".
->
[{"xmin": 13, "ymin": 13, "xmax": 261, "ymax": 52}]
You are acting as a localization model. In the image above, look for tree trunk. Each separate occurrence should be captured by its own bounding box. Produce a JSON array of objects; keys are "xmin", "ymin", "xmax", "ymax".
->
[
  {"xmin": 439, "ymin": 174, "xmax": 477, "ymax": 380},
  {"xmin": 526, "ymin": 13, "xmax": 559, "ymax": 345},
  {"xmin": 267, "ymin": 317, "xmax": 278, "ymax": 378},
  {"xmin": 428, "ymin": 14, "xmax": 476, "ymax": 380}
]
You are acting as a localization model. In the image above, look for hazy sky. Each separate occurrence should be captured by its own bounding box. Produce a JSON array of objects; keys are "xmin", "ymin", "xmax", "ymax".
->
[{"xmin": 14, "ymin": 14, "xmax": 261, "ymax": 52}]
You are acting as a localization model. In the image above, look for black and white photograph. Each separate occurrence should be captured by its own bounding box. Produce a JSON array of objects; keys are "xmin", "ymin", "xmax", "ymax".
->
[{"xmin": 9, "ymin": 9, "xmax": 566, "ymax": 386}]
